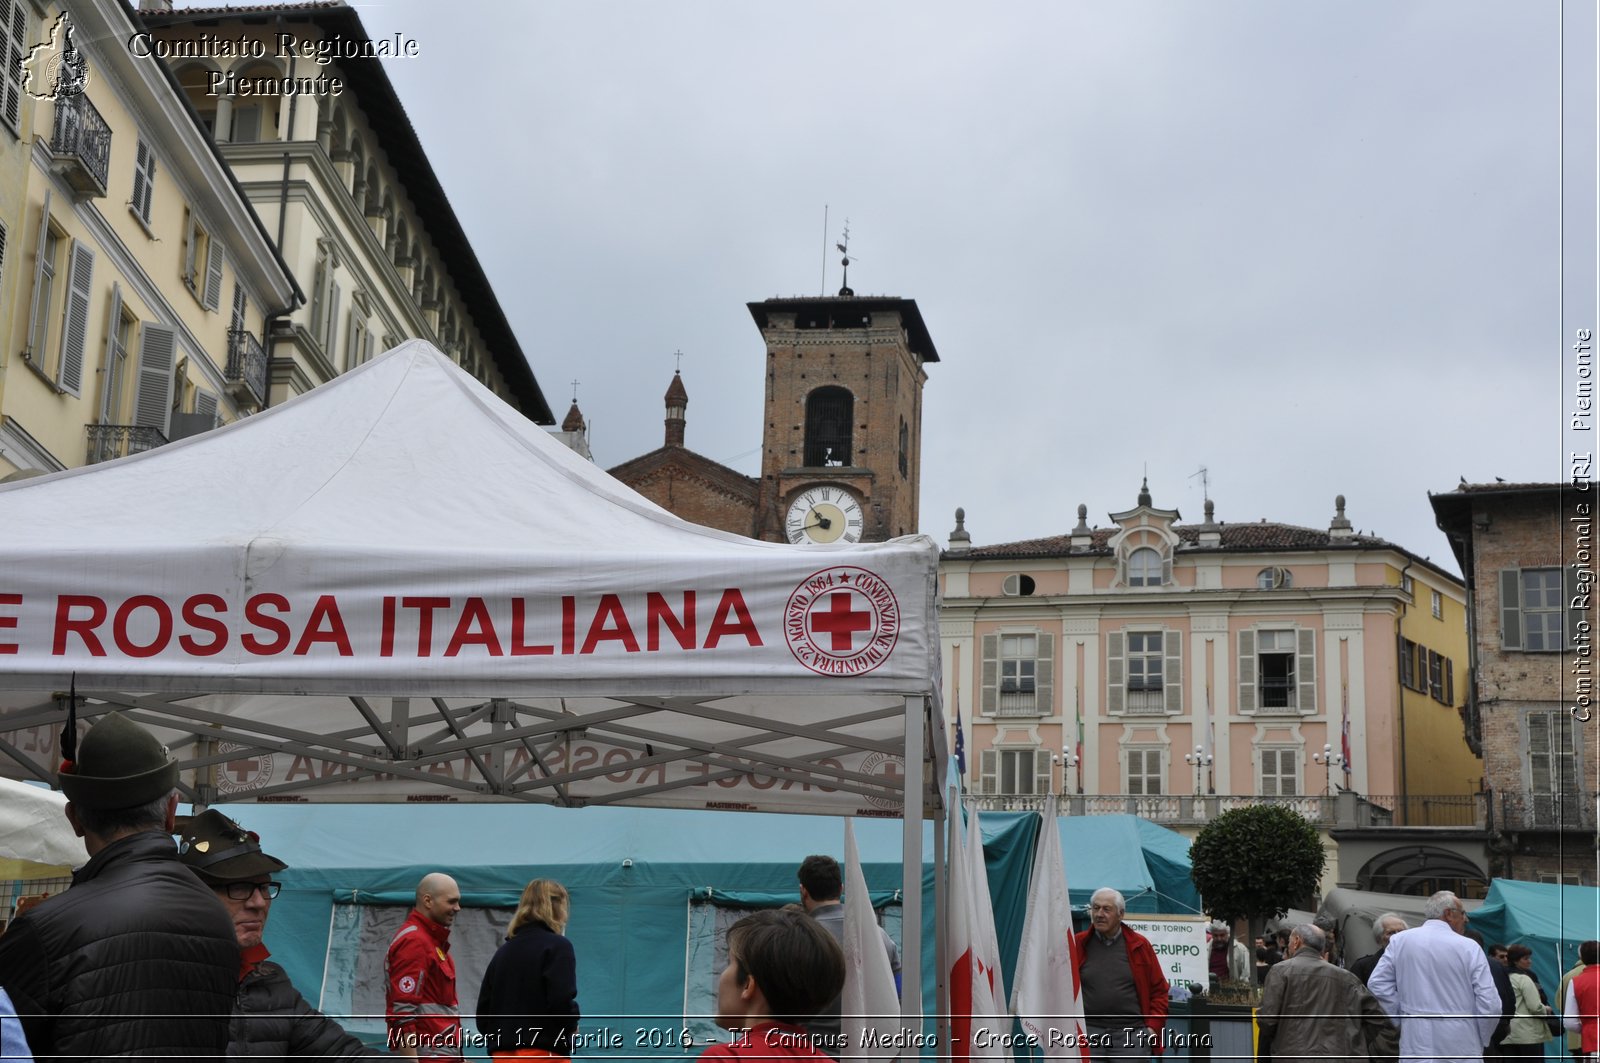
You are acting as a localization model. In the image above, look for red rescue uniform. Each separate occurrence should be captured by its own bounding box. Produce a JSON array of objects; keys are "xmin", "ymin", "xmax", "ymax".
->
[{"xmin": 386, "ymin": 908, "xmax": 463, "ymax": 1060}]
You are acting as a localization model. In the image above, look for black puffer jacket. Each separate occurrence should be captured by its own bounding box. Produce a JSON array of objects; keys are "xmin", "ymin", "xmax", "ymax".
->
[
  {"xmin": 0, "ymin": 829, "xmax": 238, "ymax": 1062},
  {"xmin": 230, "ymin": 960, "xmax": 378, "ymax": 1057}
]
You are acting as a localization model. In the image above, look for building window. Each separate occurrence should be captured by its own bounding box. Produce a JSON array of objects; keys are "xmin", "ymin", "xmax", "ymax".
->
[
  {"xmin": 1127, "ymin": 547, "xmax": 1163, "ymax": 587},
  {"xmin": 1259, "ymin": 748, "xmax": 1298, "ymax": 796},
  {"xmin": 1401, "ymin": 574, "xmax": 1414, "ymax": 595},
  {"xmin": 131, "ymin": 139, "xmax": 156, "ymax": 225},
  {"xmin": 981, "ymin": 631, "xmax": 1053, "ymax": 717},
  {"xmin": 1528, "ymin": 710, "xmax": 1581, "ymax": 827},
  {"xmin": 803, "ymin": 386, "xmax": 853, "ymax": 466},
  {"xmin": 1501, "ymin": 568, "xmax": 1566, "ymax": 652},
  {"xmin": 1125, "ymin": 748, "xmax": 1163, "ymax": 795},
  {"xmin": 1257, "ymin": 566, "xmax": 1293, "ymax": 589},
  {"xmin": 1431, "ymin": 589, "xmax": 1443, "ymax": 619},
  {"xmin": 1127, "ymin": 632, "xmax": 1163, "ymax": 712},
  {"xmin": 1426, "ymin": 650, "xmax": 1454, "ymax": 705},
  {"xmin": 1537, "ymin": 871, "xmax": 1583, "ymax": 886},
  {"xmin": 0, "ymin": 0, "xmax": 25, "ymax": 132},
  {"xmin": 977, "ymin": 747, "xmax": 1051, "ymax": 795},
  {"xmin": 99, "ymin": 285, "xmax": 133, "ymax": 423},
  {"xmin": 1001, "ymin": 574, "xmax": 1035, "ymax": 597},
  {"xmin": 183, "ymin": 210, "xmax": 223, "ymax": 310},
  {"xmin": 897, "ymin": 417, "xmax": 908, "ymax": 478},
  {"xmin": 1240, "ymin": 628, "xmax": 1314, "ymax": 714},
  {"xmin": 1398, "ymin": 637, "xmax": 1421, "ymax": 692},
  {"xmin": 26, "ymin": 222, "xmax": 60, "ymax": 362}
]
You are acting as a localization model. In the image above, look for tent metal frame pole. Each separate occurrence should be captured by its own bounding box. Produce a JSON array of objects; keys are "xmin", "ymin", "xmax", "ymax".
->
[
  {"xmin": 900, "ymin": 694, "xmax": 924, "ymax": 1032},
  {"xmin": 934, "ymin": 786, "xmax": 948, "ymax": 1057}
]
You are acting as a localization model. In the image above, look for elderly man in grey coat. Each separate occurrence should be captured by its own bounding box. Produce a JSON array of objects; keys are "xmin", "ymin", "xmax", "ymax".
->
[{"xmin": 1257, "ymin": 923, "xmax": 1398, "ymax": 1062}]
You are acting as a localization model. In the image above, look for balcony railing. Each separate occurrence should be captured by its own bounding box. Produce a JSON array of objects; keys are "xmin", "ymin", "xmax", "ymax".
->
[
  {"xmin": 50, "ymin": 92, "xmax": 111, "ymax": 198},
  {"xmin": 226, "ymin": 329, "xmax": 268, "ymax": 407},
  {"xmin": 1496, "ymin": 791, "xmax": 1594, "ymax": 831},
  {"xmin": 86, "ymin": 424, "xmax": 167, "ymax": 465},
  {"xmin": 966, "ymin": 791, "xmax": 1491, "ymax": 829}
]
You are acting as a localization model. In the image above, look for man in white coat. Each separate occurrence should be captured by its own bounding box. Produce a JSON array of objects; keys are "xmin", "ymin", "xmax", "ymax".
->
[{"xmin": 1369, "ymin": 890, "xmax": 1501, "ymax": 1063}]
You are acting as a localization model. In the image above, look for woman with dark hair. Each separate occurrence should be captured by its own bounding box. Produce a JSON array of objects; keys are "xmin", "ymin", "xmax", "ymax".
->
[
  {"xmin": 1502, "ymin": 943, "xmax": 1554, "ymax": 1057},
  {"xmin": 476, "ymin": 880, "xmax": 580, "ymax": 1061}
]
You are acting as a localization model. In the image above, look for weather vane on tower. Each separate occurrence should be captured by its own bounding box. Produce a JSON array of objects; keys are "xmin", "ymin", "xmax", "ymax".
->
[{"xmin": 836, "ymin": 220, "xmax": 857, "ymax": 296}]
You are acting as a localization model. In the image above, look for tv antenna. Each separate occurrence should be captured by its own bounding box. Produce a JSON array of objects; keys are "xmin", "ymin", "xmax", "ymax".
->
[{"xmin": 1190, "ymin": 465, "xmax": 1210, "ymax": 502}]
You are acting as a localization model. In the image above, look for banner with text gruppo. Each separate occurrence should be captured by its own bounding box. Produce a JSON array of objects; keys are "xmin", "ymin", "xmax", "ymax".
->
[{"xmin": 1124, "ymin": 916, "xmax": 1208, "ymax": 988}]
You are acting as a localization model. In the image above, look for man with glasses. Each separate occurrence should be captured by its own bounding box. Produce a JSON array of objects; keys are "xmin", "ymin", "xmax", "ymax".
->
[
  {"xmin": 1073, "ymin": 887, "xmax": 1169, "ymax": 1059},
  {"xmin": 179, "ymin": 809, "xmax": 375, "ymax": 1057},
  {"xmin": 1370, "ymin": 890, "xmax": 1501, "ymax": 1063}
]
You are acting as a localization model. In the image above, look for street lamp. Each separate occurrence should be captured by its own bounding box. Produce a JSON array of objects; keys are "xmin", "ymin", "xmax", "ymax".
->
[
  {"xmin": 1183, "ymin": 744, "xmax": 1212, "ymax": 796},
  {"xmin": 1054, "ymin": 747, "xmax": 1081, "ymax": 797},
  {"xmin": 1312, "ymin": 743, "xmax": 1345, "ymax": 795}
]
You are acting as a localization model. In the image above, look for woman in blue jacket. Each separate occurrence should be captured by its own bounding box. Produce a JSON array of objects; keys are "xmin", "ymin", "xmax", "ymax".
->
[{"xmin": 476, "ymin": 879, "xmax": 580, "ymax": 1060}]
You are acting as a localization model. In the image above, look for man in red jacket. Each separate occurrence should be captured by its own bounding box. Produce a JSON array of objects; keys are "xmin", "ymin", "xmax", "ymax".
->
[
  {"xmin": 386, "ymin": 872, "xmax": 464, "ymax": 1060},
  {"xmin": 1073, "ymin": 887, "xmax": 1170, "ymax": 1060}
]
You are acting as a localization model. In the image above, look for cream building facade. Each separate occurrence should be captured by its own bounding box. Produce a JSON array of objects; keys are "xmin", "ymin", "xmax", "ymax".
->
[
  {"xmin": 139, "ymin": 2, "xmax": 551, "ymax": 421},
  {"xmin": 0, "ymin": 0, "xmax": 297, "ymax": 475},
  {"xmin": 942, "ymin": 482, "xmax": 1485, "ymax": 898}
]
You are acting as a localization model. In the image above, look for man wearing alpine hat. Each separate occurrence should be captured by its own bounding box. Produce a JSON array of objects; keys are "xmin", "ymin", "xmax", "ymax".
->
[
  {"xmin": 179, "ymin": 808, "xmax": 377, "ymax": 1057},
  {"xmin": 0, "ymin": 710, "xmax": 238, "ymax": 1059}
]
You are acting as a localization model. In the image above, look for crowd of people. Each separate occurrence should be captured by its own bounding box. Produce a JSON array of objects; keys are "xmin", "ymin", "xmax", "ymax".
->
[{"xmin": 0, "ymin": 712, "xmax": 1595, "ymax": 1063}]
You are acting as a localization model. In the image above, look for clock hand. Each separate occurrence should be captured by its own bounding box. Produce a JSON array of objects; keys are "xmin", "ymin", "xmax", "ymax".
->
[{"xmin": 803, "ymin": 514, "xmax": 833, "ymax": 531}]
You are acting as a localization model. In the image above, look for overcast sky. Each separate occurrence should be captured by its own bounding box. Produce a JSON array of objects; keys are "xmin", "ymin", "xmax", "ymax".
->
[{"xmin": 347, "ymin": 0, "xmax": 1571, "ymax": 575}]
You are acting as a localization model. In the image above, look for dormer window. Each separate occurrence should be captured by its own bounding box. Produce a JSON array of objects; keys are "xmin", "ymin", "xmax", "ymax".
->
[{"xmin": 1128, "ymin": 547, "xmax": 1163, "ymax": 587}]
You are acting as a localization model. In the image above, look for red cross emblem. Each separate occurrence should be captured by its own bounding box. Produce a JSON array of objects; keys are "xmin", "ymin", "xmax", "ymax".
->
[{"xmin": 784, "ymin": 567, "xmax": 901, "ymax": 677}]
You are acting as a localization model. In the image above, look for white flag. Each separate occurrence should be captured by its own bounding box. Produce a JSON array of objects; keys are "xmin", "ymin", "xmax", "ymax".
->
[
  {"xmin": 949, "ymin": 802, "xmax": 1009, "ymax": 1062},
  {"xmin": 842, "ymin": 818, "xmax": 902, "ymax": 1063},
  {"xmin": 965, "ymin": 802, "xmax": 1011, "ymax": 1021},
  {"xmin": 1011, "ymin": 796, "xmax": 1088, "ymax": 1060}
]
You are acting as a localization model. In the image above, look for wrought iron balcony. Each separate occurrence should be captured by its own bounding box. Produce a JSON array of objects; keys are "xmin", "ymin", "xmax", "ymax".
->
[
  {"xmin": 226, "ymin": 329, "xmax": 268, "ymax": 407},
  {"xmin": 86, "ymin": 423, "xmax": 167, "ymax": 465},
  {"xmin": 50, "ymin": 92, "xmax": 111, "ymax": 198},
  {"xmin": 1495, "ymin": 791, "xmax": 1594, "ymax": 831}
]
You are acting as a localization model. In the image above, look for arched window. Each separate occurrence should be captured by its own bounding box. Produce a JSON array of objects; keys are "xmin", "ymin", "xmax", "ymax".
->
[
  {"xmin": 1127, "ymin": 547, "xmax": 1163, "ymax": 587},
  {"xmin": 1257, "ymin": 567, "xmax": 1293, "ymax": 589},
  {"xmin": 803, "ymin": 386, "xmax": 853, "ymax": 467}
]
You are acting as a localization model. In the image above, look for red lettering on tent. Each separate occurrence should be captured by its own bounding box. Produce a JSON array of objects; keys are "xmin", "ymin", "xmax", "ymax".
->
[
  {"xmin": 570, "ymin": 745, "xmax": 598, "ymax": 774},
  {"xmin": 704, "ymin": 589, "xmax": 762, "ymax": 648},
  {"xmin": 401, "ymin": 597, "xmax": 451, "ymax": 657},
  {"xmin": 0, "ymin": 594, "xmax": 21, "ymax": 654},
  {"xmin": 242, "ymin": 594, "xmax": 292, "ymax": 655},
  {"xmin": 294, "ymin": 595, "xmax": 354, "ymax": 656},
  {"xmin": 646, "ymin": 591, "xmax": 695, "ymax": 651},
  {"xmin": 603, "ymin": 747, "xmax": 633, "ymax": 783},
  {"xmin": 581, "ymin": 594, "xmax": 640, "ymax": 654},
  {"xmin": 510, "ymin": 599, "xmax": 553, "ymax": 656},
  {"xmin": 179, "ymin": 595, "xmax": 228, "ymax": 656},
  {"xmin": 285, "ymin": 755, "xmax": 316, "ymax": 781},
  {"xmin": 54, "ymin": 595, "xmax": 107, "ymax": 656},
  {"xmin": 111, "ymin": 595, "xmax": 172, "ymax": 658},
  {"xmin": 561, "ymin": 596, "xmax": 576, "ymax": 655},
  {"xmin": 444, "ymin": 596, "xmax": 503, "ymax": 657},
  {"xmin": 380, "ymin": 596, "xmax": 396, "ymax": 657}
]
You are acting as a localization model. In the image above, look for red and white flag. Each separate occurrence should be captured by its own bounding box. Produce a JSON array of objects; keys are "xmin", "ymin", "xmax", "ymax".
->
[
  {"xmin": 949, "ymin": 802, "xmax": 1009, "ymax": 1062},
  {"xmin": 1011, "ymin": 796, "xmax": 1088, "ymax": 1060},
  {"xmin": 841, "ymin": 818, "xmax": 902, "ymax": 1062}
]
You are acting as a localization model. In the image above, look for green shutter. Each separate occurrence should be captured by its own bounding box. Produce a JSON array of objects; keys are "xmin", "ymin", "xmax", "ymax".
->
[
  {"xmin": 1238, "ymin": 630, "xmax": 1256, "ymax": 713},
  {"xmin": 1297, "ymin": 628, "xmax": 1317, "ymax": 713},
  {"xmin": 980, "ymin": 633, "xmax": 998, "ymax": 716},
  {"xmin": 1500, "ymin": 569, "xmax": 1523, "ymax": 650}
]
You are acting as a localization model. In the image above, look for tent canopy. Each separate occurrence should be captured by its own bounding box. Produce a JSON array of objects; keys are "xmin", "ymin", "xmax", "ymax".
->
[
  {"xmin": 1468, "ymin": 879, "xmax": 1600, "ymax": 989},
  {"xmin": 0, "ymin": 341, "xmax": 944, "ymax": 817},
  {"xmin": 0, "ymin": 778, "xmax": 81, "ymax": 878}
]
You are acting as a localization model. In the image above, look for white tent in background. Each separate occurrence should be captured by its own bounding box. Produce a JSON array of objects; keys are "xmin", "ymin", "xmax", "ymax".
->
[
  {"xmin": 0, "ymin": 341, "xmax": 945, "ymax": 1021},
  {"xmin": 0, "ymin": 777, "xmax": 81, "ymax": 878}
]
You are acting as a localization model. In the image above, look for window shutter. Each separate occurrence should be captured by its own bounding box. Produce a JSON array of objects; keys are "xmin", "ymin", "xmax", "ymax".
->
[
  {"xmin": 363, "ymin": 330, "xmax": 375, "ymax": 365},
  {"xmin": 1034, "ymin": 748, "xmax": 1053, "ymax": 794},
  {"xmin": 1035, "ymin": 632, "xmax": 1055, "ymax": 716},
  {"xmin": 979, "ymin": 634, "xmax": 999, "ymax": 716},
  {"xmin": 134, "ymin": 322, "xmax": 176, "ymax": 435},
  {"xmin": 1444, "ymin": 658, "xmax": 1455, "ymax": 705},
  {"xmin": 1, "ymin": 2, "xmax": 24, "ymax": 130},
  {"xmin": 57, "ymin": 241, "xmax": 93, "ymax": 396},
  {"xmin": 230, "ymin": 282, "xmax": 247, "ymax": 333},
  {"xmin": 325, "ymin": 282, "xmax": 341, "ymax": 353},
  {"xmin": 1105, "ymin": 631, "xmax": 1125, "ymax": 715},
  {"xmin": 1237, "ymin": 630, "xmax": 1256, "ymax": 713},
  {"xmin": 0, "ymin": 219, "xmax": 8, "ymax": 292},
  {"xmin": 100, "ymin": 284, "xmax": 123, "ymax": 421},
  {"xmin": 1297, "ymin": 628, "xmax": 1317, "ymax": 713},
  {"xmin": 308, "ymin": 258, "xmax": 327, "ymax": 341},
  {"xmin": 132, "ymin": 141, "xmax": 154, "ymax": 222},
  {"xmin": 1260, "ymin": 749, "xmax": 1277, "ymax": 796},
  {"xmin": 202, "ymin": 239, "xmax": 224, "ymax": 311},
  {"xmin": 1001, "ymin": 574, "xmax": 1019, "ymax": 596},
  {"xmin": 1162, "ymin": 557, "xmax": 1173, "ymax": 585},
  {"xmin": 1164, "ymin": 630, "xmax": 1183, "ymax": 714},
  {"xmin": 183, "ymin": 212, "xmax": 198, "ymax": 287},
  {"xmin": 25, "ymin": 190, "xmax": 51, "ymax": 353},
  {"xmin": 979, "ymin": 748, "xmax": 997, "ymax": 794},
  {"xmin": 194, "ymin": 390, "xmax": 218, "ymax": 426},
  {"xmin": 1500, "ymin": 569, "xmax": 1523, "ymax": 649}
]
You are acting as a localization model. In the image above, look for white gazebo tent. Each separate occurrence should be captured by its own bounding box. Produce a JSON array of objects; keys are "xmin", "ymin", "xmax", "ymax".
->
[{"xmin": 0, "ymin": 341, "xmax": 945, "ymax": 1020}]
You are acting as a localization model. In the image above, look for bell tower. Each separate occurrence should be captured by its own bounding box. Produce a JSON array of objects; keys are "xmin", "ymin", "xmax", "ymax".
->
[{"xmin": 748, "ymin": 292, "xmax": 938, "ymax": 544}]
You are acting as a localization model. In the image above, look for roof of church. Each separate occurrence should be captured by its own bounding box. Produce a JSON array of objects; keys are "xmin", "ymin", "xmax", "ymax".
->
[{"xmin": 606, "ymin": 447, "xmax": 759, "ymax": 503}]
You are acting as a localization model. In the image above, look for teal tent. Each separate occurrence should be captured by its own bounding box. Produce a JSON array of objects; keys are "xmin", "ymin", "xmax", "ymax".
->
[
  {"xmin": 1469, "ymin": 879, "xmax": 1600, "ymax": 991},
  {"xmin": 221, "ymin": 804, "xmax": 1194, "ymax": 1058}
]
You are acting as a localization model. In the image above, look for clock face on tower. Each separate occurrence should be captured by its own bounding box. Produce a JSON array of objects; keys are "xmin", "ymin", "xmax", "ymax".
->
[{"xmin": 786, "ymin": 485, "xmax": 865, "ymax": 545}]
